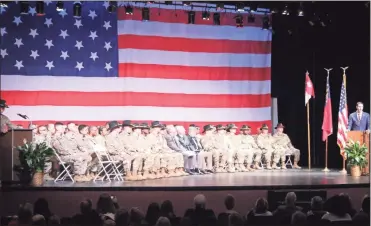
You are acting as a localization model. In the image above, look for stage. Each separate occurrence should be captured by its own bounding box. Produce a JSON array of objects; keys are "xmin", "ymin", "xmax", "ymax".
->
[{"xmin": 0, "ymin": 168, "xmax": 369, "ymax": 217}]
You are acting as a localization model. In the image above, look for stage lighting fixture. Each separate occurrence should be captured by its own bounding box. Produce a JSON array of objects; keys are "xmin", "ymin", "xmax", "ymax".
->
[
  {"xmin": 282, "ymin": 5, "xmax": 289, "ymax": 15},
  {"xmin": 188, "ymin": 11, "xmax": 195, "ymax": 24},
  {"xmin": 56, "ymin": 1, "xmax": 64, "ymax": 11},
  {"xmin": 73, "ymin": 2, "xmax": 82, "ymax": 18},
  {"xmin": 236, "ymin": 2, "xmax": 244, "ymax": 12},
  {"xmin": 0, "ymin": 2, "xmax": 9, "ymax": 7},
  {"xmin": 20, "ymin": 1, "xmax": 29, "ymax": 15},
  {"xmin": 249, "ymin": 2, "xmax": 257, "ymax": 12},
  {"xmin": 202, "ymin": 11, "xmax": 210, "ymax": 20},
  {"xmin": 36, "ymin": 1, "xmax": 45, "ymax": 16},
  {"xmin": 108, "ymin": 1, "xmax": 117, "ymax": 13},
  {"xmin": 235, "ymin": 14, "xmax": 243, "ymax": 27},
  {"xmin": 142, "ymin": 7, "xmax": 150, "ymax": 21},
  {"xmin": 297, "ymin": 2, "xmax": 304, "ymax": 16},
  {"xmin": 262, "ymin": 15, "xmax": 270, "ymax": 30},
  {"xmin": 213, "ymin": 13, "xmax": 220, "ymax": 25},
  {"xmin": 216, "ymin": 3, "xmax": 224, "ymax": 10},
  {"xmin": 320, "ymin": 14, "xmax": 331, "ymax": 27},
  {"xmin": 125, "ymin": 5, "xmax": 133, "ymax": 15},
  {"xmin": 183, "ymin": 1, "xmax": 191, "ymax": 6},
  {"xmin": 247, "ymin": 13, "xmax": 255, "ymax": 23}
]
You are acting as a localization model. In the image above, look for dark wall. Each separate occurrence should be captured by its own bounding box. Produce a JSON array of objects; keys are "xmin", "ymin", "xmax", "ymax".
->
[{"xmin": 271, "ymin": 2, "xmax": 370, "ymax": 168}]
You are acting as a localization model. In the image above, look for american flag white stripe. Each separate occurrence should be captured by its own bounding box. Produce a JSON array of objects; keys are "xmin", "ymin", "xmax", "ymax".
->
[{"xmin": 337, "ymin": 74, "xmax": 348, "ymax": 157}]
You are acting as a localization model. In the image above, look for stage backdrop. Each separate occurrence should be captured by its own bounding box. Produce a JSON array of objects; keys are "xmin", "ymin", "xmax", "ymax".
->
[{"xmin": 0, "ymin": 1, "xmax": 272, "ymax": 131}]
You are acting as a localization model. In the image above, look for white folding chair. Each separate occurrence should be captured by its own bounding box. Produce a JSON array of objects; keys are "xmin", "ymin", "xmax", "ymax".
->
[
  {"xmin": 93, "ymin": 150, "xmax": 124, "ymax": 182},
  {"xmin": 285, "ymin": 154, "xmax": 293, "ymax": 168},
  {"xmin": 53, "ymin": 151, "xmax": 75, "ymax": 183}
]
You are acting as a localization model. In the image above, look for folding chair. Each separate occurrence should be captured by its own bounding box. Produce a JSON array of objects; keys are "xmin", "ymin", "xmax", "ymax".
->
[
  {"xmin": 54, "ymin": 150, "xmax": 75, "ymax": 183},
  {"xmin": 285, "ymin": 153, "xmax": 293, "ymax": 168},
  {"xmin": 93, "ymin": 150, "xmax": 124, "ymax": 182}
]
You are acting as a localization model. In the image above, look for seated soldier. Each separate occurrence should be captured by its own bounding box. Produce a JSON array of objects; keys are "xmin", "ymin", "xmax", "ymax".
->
[
  {"xmin": 256, "ymin": 124, "xmax": 274, "ymax": 170},
  {"xmin": 272, "ymin": 123, "xmax": 301, "ymax": 169},
  {"xmin": 52, "ymin": 129, "xmax": 92, "ymax": 182}
]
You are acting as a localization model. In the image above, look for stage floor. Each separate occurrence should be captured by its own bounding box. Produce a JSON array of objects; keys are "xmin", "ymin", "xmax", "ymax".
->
[{"xmin": 3, "ymin": 168, "xmax": 369, "ymax": 191}]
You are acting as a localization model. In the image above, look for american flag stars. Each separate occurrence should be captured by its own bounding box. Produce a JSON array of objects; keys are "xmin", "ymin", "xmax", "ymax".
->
[{"xmin": 1, "ymin": 1, "xmax": 118, "ymax": 75}]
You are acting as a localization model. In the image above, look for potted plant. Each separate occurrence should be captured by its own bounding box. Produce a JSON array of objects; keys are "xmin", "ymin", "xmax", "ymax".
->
[
  {"xmin": 343, "ymin": 139, "xmax": 369, "ymax": 177},
  {"xmin": 14, "ymin": 141, "xmax": 54, "ymax": 186}
]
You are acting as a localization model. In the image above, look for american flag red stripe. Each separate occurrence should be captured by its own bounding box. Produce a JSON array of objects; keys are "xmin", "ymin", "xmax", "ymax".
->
[
  {"xmin": 1, "ymin": 2, "xmax": 272, "ymax": 132},
  {"xmin": 337, "ymin": 74, "xmax": 348, "ymax": 158}
]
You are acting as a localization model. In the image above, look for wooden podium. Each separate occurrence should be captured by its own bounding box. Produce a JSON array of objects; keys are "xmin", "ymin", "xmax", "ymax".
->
[
  {"xmin": 0, "ymin": 129, "xmax": 33, "ymax": 182},
  {"xmin": 347, "ymin": 131, "xmax": 370, "ymax": 175}
]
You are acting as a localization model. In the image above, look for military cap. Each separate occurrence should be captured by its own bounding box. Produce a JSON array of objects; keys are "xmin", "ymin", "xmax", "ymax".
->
[
  {"xmin": 189, "ymin": 124, "xmax": 200, "ymax": 128},
  {"xmin": 122, "ymin": 120, "xmax": 133, "ymax": 127},
  {"xmin": 140, "ymin": 122, "xmax": 150, "ymax": 129},
  {"xmin": 240, "ymin": 125, "xmax": 251, "ymax": 130},
  {"xmin": 0, "ymin": 99, "xmax": 8, "ymax": 108},
  {"xmin": 226, "ymin": 123, "xmax": 238, "ymax": 131},
  {"xmin": 161, "ymin": 123, "xmax": 167, "ymax": 130},
  {"xmin": 151, "ymin": 121, "xmax": 162, "ymax": 128},
  {"xmin": 275, "ymin": 123, "xmax": 285, "ymax": 129},
  {"xmin": 108, "ymin": 121, "xmax": 120, "ymax": 131},
  {"xmin": 215, "ymin": 124, "xmax": 226, "ymax": 130},
  {"xmin": 202, "ymin": 124, "xmax": 214, "ymax": 133},
  {"xmin": 260, "ymin": 124, "xmax": 269, "ymax": 130}
]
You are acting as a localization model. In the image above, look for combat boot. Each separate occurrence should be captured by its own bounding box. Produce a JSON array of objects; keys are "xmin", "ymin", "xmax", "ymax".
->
[
  {"xmin": 142, "ymin": 170, "xmax": 150, "ymax": 180},
  {"xmin": 254, "ymin": 162, "xmax": 263, "ymax": 170},
  {"xmin": 272, "ymin": 163, "xmax": 280, "ymax": 169},
  {"xmin": 227, "ymin": 166, "xmax": 235, "ymax": 173},
  {"xmin": 293, "ymin": 162, "xmax": 301, "ymax": 169},
  {"xmin": 130, "ymin": 171, "xmax": 139, "ymax": 181},
  {"xmin": 281, "ymin": 160, "xmax": 287, "ymax": 169},
  {"xmin": 124, "ymin": 172, "xmax": 133, "ymax": 181},
  {"xmin": 266, "ymin": 162, "xmax": 272, "ymax": 170}
]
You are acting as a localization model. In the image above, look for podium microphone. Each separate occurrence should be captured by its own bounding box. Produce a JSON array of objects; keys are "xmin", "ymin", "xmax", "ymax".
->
[{"xmin": 17, "ymin": 113, "xmax": 28, "ymax": 119}]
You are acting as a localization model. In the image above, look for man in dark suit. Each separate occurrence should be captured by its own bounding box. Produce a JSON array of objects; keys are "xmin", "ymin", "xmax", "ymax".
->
[
  {"xmin": 165, "ymin": 125, "xmax": 197, "ymax": 174},
  {"xmin": 348, "ymin": 102, "xmax": 370, "ymax": 132}
]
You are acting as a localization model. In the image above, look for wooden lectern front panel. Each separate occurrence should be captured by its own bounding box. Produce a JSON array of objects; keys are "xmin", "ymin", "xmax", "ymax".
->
[{"xmin": 0, "ymin": 129, "xmax": 33, "ymax": 182}]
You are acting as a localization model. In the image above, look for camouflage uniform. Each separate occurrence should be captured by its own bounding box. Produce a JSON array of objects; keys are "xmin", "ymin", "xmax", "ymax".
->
[
  {"xmin": 159, "ymin": 133, "xmax": 185, "ymax": 176},
  {"xmin": 105, "ymin": 132, "xmax": 132, "ymax": 172},
  {"xmin": 240, "ymin": 134, "xmax": 262, "ymax": 170},
  {"xmin": 226, "ymin": 133, "xmax": 242, "ymax": 171},
  {"xmin": 213, "ymin": 133, "xmax": 234, "ymax": 172},
  {"xmin": 272, "ymin": 133, "xmax": 301, "ymax": 168},
  {"xmin": 0, "ymin": 114, "xmax": 16, "ymax": 133},
  {"xmin": 256, "ymin": 133, "xmax": 274, "ymax": 169},
  {"xmin": 146, "ymin": 133, "xmax": 165, "ymax": 178},
  {"xmin": 52, "ymin": 132, "xmax": 92, "ymax": 181},
  {"xmin": 138, "ymin": 132, "xmax": 160, "ymax": 179}
]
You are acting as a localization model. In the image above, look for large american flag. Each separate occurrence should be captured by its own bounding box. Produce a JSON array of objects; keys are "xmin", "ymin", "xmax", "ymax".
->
[
  {"xmin": 0, "ymin": 1, "xmax": 272, "ymax": 131},
  {"xmin": 337, "ymin": 73, "xmax": 348, "ymax": 157}
]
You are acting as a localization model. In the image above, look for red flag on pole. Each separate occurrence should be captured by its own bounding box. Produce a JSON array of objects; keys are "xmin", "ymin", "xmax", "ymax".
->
[
  {"xmin": 305, "ymin": 71, "xmax": 315, "ymax": 106},
  {"xmin": 322, "ymin": 75, "xmax": 333, "ymax": 141}
]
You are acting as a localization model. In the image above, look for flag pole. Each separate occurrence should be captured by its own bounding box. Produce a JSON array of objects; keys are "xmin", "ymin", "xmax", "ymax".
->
[
  {"xmin": 340, "ymin": 66, "xmax": 349, "ymax": 174},
  {"xmin": 323, "ymin": 139, "xmax": 329, "ymax": 171},
  {"xmin": 323, "ymin": 68, "xmax": 332, "ymax": 172},
  {"xmin": 307, "ymin": 102, "xmax": 311, "ymax": 170}
]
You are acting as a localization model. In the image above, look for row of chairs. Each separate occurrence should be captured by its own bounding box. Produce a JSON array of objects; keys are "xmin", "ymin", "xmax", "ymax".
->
[
  {"xmin": 53, "ymin": 150, "xmax": 296, "ymax": 184},
  {"xmin": 54, "ymin": 149, "xmax": 125, "ymax": 183}
]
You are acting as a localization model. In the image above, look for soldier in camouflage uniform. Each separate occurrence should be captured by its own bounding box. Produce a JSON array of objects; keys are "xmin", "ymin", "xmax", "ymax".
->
[
  {"xmin": 120, "ymin": 120, "xmax": 133, "ymax": 138},
  {"xmin": 213, "ymin": 125, "xmax": 235, "ymax": 173},
  {"xmin": 272, "ymin": 123, "xmax": 301, "ymax": 169},
  {"xmin": 256, "ymin": 124, "xmax": 274, "ymax": 170},
  {"xmin": 52, "ymin": 126, "xmax": 92, "ymax": 182},
  {"xmin": 146, "ymin": 121, "xmax": 168, "ymax": 178},
  {"xmin": 240, "ymin": 125, "xmax": 262, "ymax": 170},
  {"xmin": 89, "ymin": 126, "xmax": 106, "ymax": 148},
  {"xmin": 105, "ymin": 121, "xmax": 133, "ymax": 180},
  {"xmin": 0, "ymin": 99, "xmax": 16, "ymax": 133},
  {"xmin": 200, "ymin": 125, "xmax": 221, "ymax": 173},
  {"xmin": 226, "ymin": 124, "xmax": 242, "ymax": 171},
  {"xmin": 135, "ymin": 123, "xmax": 158, "ymax": 179}
]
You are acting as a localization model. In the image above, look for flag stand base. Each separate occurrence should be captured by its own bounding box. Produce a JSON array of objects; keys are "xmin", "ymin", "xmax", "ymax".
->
[
  {"xmin": 322, "ymin": 167, "xmax": 330, "ymax": 172},
  {"xmin": 340, "ymin": 168, "xmax": 347, "ymax": 174}
]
